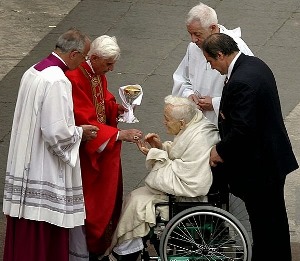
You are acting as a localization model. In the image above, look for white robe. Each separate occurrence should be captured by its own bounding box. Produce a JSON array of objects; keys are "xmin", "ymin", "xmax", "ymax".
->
[
  {"xmin": 111, "ymin": 111, "xmax": 220, "ymax": 249},
  {"xmin": 3, "ymin": 65, "xmax": 85, "ymax": 228},
  {"xmin": 172, "ymin": 25, "xmax": 254, "ymax": 125}
]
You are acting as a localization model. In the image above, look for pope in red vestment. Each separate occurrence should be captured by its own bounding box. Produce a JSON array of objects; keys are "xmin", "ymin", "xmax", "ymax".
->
[{"xmin": 66, "ymin": 60, "xmax": 123, "ymax": 255}]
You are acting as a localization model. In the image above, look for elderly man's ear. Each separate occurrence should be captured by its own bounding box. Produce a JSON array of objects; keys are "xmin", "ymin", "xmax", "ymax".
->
[{"xmin": 179, "ymin": 119, "xmax": 186, "ymax": 130}]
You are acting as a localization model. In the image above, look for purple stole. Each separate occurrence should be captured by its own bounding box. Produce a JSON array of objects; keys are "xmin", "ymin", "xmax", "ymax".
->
[{"xmin": 34, "ymin": 53, "xmax": 68, "ymax": 72}]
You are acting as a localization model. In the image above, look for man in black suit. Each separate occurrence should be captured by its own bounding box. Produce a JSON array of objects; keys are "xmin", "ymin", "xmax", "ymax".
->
[{"xmin": 202, "ymin": 33, "xmax": 298, "ymax": 261}]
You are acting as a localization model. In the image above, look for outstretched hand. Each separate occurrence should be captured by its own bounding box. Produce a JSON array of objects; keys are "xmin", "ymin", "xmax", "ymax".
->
[
  {"xmin": 137, "ymin": 140, "xmax": 150, "ymax": 155},
  {"xmin": 118, "ymin": 129, "xmax": 143, "ymax": 143},
  {"xmin": 144, "ymin": 133, "xmax": 162, "ymax": 149},
  {"xmin": 136, "ymin": 133, "xmax": 162, "ymax": 155}
]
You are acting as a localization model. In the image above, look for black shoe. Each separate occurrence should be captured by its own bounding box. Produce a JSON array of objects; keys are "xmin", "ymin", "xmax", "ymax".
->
[
  {"xmin": 89, "ymin": 253, "xmax": 101, "ymax": 261},
  {"xmin": 89, "ymin": 253, "xmax": 110, "ymax": 261},
  {"xmin": 99, "ymin": 256, "xmax": 109, "ymax": 261}
]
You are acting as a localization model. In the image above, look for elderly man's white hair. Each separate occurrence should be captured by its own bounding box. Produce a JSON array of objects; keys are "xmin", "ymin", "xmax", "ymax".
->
[
  {"xmin": 186, "ymin": 2, "xmax": 218, "ymax": 29},
  {"xmin": 164, "ymin": 95, "xmax": 198, "ymax": 123},
  {"xmin": 88, "ymin": 35, "xmax": 120, "ymax": 60}
]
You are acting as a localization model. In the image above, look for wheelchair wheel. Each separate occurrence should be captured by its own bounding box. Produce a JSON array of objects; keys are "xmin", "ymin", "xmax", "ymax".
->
[
  {"xmin": 159, "ymin": 205, "xmax": 252, "ymax": 261},
  {"xmin": 228, "ymin": 194, "xmax": 253, "ymax": 244}
]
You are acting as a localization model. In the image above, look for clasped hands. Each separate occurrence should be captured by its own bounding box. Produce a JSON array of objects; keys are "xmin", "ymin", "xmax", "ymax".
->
[
  {"xmin": 137, "ymin": 133, "xmax": 162, "ymax": 155},
  {"xmin": 189, "ymin": 94, "xmax": 213, "ymax": 111}
]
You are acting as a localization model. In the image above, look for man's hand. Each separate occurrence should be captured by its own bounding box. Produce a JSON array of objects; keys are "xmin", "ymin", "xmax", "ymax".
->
[
  {"xmin": 198, "ymin": 96, "xmax": 213, "ymax": 111},
  {"xmin": 144, "ymin": 133, "xmax": 162, "ymax": 149},
  {"xmin": 81, "ymin": 125, "xmax": 99, "ymax": 141},
  {"xmin": 210, "ymin": 145, "xmax": 224, "ymax": 167},
  {"xmin": 137, "ymin": 140, "xmax": 150, "ymax": 155},
  {"xmin": 118, "ymin": 104, "xmax": 128, "ymax": 115},
  {"xmin": 188, "ymin": 94, "xmax": 213, "ymax": 111},
  {"xmin": 118, "ymin": 129, "xmax": 143, "ymax": 143},
  {"xmin": 188, "ymin": 94, "xmax": 201, "ymax": 109}
]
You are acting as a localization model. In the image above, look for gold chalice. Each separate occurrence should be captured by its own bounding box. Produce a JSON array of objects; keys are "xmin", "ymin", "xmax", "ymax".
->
[
  {"xmin": 124, "ymin": 86, "xmax": 142, "ymax": 104},
  {"xmin": 119, "ymin": 85, "xmax": 142, "ymax": 123}
]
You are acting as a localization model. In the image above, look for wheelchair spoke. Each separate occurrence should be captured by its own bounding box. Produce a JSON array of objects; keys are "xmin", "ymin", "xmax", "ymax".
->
[{"xmin": 159, "ymin": 206, "xmax": 251, "ymax": 261}]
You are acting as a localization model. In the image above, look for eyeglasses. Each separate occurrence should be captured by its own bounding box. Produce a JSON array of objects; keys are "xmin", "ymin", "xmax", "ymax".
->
[{"xmin": 74, "ymin": 50, "xmax": 89, "ymax": 61}]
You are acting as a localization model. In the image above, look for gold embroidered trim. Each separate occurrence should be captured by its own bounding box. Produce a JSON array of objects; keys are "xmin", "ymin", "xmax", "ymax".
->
[{"xmin": 79, "ymin": 66, "xmax": 106, "ymax": 123}]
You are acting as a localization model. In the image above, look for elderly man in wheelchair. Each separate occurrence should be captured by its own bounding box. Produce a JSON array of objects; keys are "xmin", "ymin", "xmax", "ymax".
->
[{"xmin": 105, "ymin": 95, "xmax": 251, "ymax": 261}]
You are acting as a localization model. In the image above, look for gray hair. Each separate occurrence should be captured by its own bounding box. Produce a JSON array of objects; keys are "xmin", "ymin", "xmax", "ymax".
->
[
  {"xmin": 164, "ymin": 95, "xmax": 198, "ymax": 123},
  {"xmin": 186, "ymin": 2, "xmax": 218, "ymax": 28},
  {"xmin": 88, "ymin": 35, "xmax": 120, "ymax": 60},
  {"xmin": 55, "ymin": 28, "xmax": 89, "ymax": 53}
]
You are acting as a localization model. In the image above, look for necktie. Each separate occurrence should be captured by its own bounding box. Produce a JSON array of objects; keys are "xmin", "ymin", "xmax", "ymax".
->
[
  {"xmin": 219, "ymin": 76, "xmax": 228, "ymax": 121},
  {"xmin": 224, "ymin": 76, "xmax": 228, "ymax": 85}
]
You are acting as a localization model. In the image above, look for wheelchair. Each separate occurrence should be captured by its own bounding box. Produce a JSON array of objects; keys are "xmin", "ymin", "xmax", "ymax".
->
[{"xmin": 140, "ymin": 186, "xmax": 252, "ymax": 261}]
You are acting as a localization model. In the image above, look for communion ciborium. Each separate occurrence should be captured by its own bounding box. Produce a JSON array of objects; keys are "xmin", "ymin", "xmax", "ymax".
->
[{"xmin": 119, "ymin": 85, "xmax": 143, "ymax": 123}]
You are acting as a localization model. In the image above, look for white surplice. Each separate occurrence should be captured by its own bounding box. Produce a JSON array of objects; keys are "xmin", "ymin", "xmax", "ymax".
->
[
  {"xmin": 3, "ymin": 65, "xmax": 85, "ymax": 228},
  {"xmin": 109, "ymin": 111, "xmax": 220, "ymax": 254},
  {"xmin": 172, "ymin": 25, "xmax": 254, "ymax": 125}
]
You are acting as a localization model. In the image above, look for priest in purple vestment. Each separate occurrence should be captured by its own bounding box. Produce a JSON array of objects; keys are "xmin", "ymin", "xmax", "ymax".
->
[{"xmin": 3, "ymin": 28, "xmax": 98, "ymax": 261}]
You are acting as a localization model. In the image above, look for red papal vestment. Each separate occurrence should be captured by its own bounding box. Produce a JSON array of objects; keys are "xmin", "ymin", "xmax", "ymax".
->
[{"xmin": 66, "ymin": 62, "xmax": 123, "ymax": 255}]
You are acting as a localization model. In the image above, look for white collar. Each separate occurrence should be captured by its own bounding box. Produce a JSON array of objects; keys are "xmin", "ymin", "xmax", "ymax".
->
[
  {"xmin": 52, "ymin": 52, "xmax": 67, "ymax": 66},
  {"xmin": 86, "ymin": 60, "xmax": 95, "ymax": 74},
  {"xmin": 227, "ymin": 51, "xmax": 241, "ymax": 80}
]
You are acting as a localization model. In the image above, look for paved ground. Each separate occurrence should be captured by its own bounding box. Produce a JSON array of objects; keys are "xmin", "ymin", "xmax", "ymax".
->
[{"xmin": 0, "ymin": 0, "xmax": 299, "ymax": 259}]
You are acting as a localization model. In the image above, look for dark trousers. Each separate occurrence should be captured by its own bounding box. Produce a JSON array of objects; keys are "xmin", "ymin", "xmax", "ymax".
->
[{"xmin": 241, "ymin": 175, "xmax": 291, "ymax": 261}]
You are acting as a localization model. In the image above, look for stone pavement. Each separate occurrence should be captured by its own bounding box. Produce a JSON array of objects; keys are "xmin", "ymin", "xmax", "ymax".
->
[{"xmin": 0, "ymin": 0, "xmax": 299, "ymax": 259}]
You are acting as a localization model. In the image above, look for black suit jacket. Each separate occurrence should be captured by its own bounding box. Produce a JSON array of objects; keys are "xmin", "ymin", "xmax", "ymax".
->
[{"xmin": 217, "ymin": 53, "xmax": 298, "ymax": 196}]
